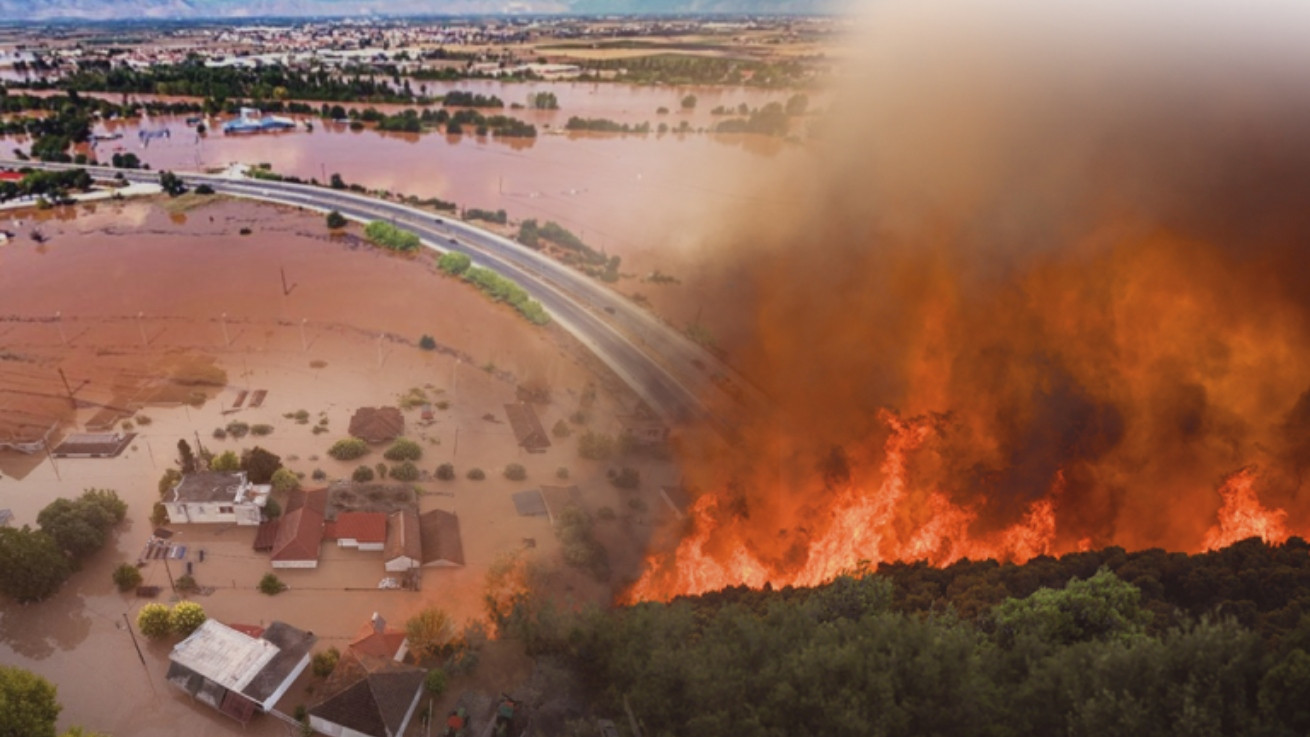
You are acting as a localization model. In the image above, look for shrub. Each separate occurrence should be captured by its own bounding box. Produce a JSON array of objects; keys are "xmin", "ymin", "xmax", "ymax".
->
[
  {"xmin": 195, "ymin": 183, "xmax": 215, "ymax": 195},
  {"xmin": 137, "ymin": 603, "xmax": 172, "ymax": 638},
  {"xmin": 426, "ymin": 669, "xmax": 447, "ymax": 696},
  {"xmin": 264, "ymin": 497, "xmax": 282, "ymax": 520},
  {"xmin": 609, "ymin": 467, "xmax": 641, "ymax": 489},
  {"xmin": 175, "ymin": 574, "xmax": 199, "ymax": 593},
  {"xmin": 259, "ymin": 572, "xmax": 287, "ymax": 595},
  {"xmin": 552, "ymin": 419, "xmax": 572, "ymax": 438},
  {"xmin": 225, "ymin": 421, "xmax": 250, "ymax": 438},
  {"xmin": 389, "ymin": 461, "xmax": 420, "ymax": 481},
  {"xmin": 326, "ymin": 210, "xmax": 347, "ymax": 229},
  {"xmin": 311, "ymin": 468, "xmax": 327, "ymax": 481},
  {"xmin": 212, "ymin": 427, "xmax": 227, "ymax": 440},
  {"xmin": 250, "ymin": 424, "xmax": 274, "ymax": 436},
  {"xmin": 466, "ymin": 468, "xmax": 485, "ymax": 481},
  {"xmin": 151, "ymin": 502, "xmax": 169, "ymax": 526},
  {"xmin": 384, "ymin": 438, "xmax": 423, "ymax": 462},
  {"xmin": 504, "ymin": 463, "xmax": 527, "ymax": 481},
  {"xmin": 210, "ymin": 450, "xmax": 241, "ymax": 471},
  {"xmin": 271, "ymin": 468, "xmax": 300, "ymax": 493},
  {"xmin": 112, "ymin": 563, "xmax": 142, "ymax": 592},
  {"xmin": 328, "ymin": 438, "xmax": 370, "ymax": 461},
  {"xmin": 364, "ymin": 220, "xmax": 421, "ymax": 252},
  {"xmin": 578, "ymin": 431, "xmax": 616, "ymax": 460},
  {"xmin": 293, "ymin": 409, "xmax": 311, "ymax": 424},
  {"xmin": 352, "ymin": 465, "xmax": 376, "ymax": 482},
  {"xmin": 419, "ymin": 334, "xmax": 437, "ymax": 350},
  {"xmin": 556, "ymin": 466, "xmax": 570, "ymax": 480},
  {"xmin": 437, "ymin": 251, "xmax": 472, "ymax": 276},
  {"xmin": 170, "ymin": 601, "xmax": 207, "ymax": 635},
  {"xmin": 436, "ymin": 463, "xmax": 455, "ymax": 481},
  {"xmin": 312, "ymin": 647, "xmax": 340, "ymax": 678}
]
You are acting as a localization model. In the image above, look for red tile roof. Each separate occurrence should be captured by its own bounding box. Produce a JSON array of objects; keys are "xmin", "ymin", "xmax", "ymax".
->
[
  {"xmin": 326, "ymin": 512, "xmax": 388, "ymax": 544},
  {"xmin": 0, "ymin": 171, "xmax": 24, "ymax": 182},
  {"xmin": 271, "ymin": 489, "xmax": 326, "ymax": 563},
  {"xmin": 350, "ymin": 622, "xmax": 407, "ymax": 660},
  {"xmin": 348, "ymin": 406, "xmax": 404, "ymax": 444}
]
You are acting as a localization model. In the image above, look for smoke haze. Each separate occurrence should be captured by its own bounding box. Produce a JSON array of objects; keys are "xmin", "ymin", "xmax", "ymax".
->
[{"xmin": 631, "ymin": 0, "xmax": 1310, "ymax": 599}]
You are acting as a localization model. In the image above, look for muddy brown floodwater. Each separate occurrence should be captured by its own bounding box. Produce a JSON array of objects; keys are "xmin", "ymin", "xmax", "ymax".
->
[{"xmin": 0, "ymin": 197, "xmax": 679, "ymax": 736}]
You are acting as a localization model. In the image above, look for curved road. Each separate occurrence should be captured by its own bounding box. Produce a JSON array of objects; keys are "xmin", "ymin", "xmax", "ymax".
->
[{"xmin": 2, "ymin": 160, "xmax": 764, "ymax": 433}]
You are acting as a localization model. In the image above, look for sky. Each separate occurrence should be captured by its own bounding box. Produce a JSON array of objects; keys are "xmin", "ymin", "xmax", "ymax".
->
[{"xmin": 0, "ymin": 0, "xmax": 829, "ymax": 21}]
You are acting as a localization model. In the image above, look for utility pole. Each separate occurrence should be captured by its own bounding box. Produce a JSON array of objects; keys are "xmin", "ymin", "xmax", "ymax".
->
[
  {"xmin": 55, "ymin": 310, "xmax": 66, "ymax": 345},
  {"xmin": 300, "ymin": 318, "xmax": 308, "ymax": 352},
  {"xmin": 220, "ymin": 312, "xmax": 229, "ymax": 347},
  {"xmin": 136, "ymin": 311, "xmax": 147, "ymax": 347},
  {"xmin": 58, "ymin": 368, "xmax": 75, "ymax": 408},
  {"xmin": 377, "ymin": 333, "xmax": 385, "ymax": 368}
]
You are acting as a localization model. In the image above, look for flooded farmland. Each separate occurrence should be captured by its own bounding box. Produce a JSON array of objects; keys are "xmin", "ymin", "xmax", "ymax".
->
[{"xmin": 0, "ymin": 198, "xmax": 675, "ymax": 735}]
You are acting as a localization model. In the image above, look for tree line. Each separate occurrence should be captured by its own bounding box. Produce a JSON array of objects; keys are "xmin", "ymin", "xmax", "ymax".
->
[{"xmin": 489, "ymin": 537, "xmax": 1310, "ymax": 737}]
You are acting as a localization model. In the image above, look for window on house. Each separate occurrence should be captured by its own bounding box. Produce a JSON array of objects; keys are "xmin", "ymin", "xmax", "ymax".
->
[{"xmin": 219, "ymin": 506, "xmax": 234, "ymax": 514}]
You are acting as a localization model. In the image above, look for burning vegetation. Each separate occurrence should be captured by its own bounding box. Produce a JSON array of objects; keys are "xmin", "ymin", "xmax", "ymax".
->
[{"xmin": 629, "ymin": 1, "xmax": 1310, "ymax": 602}]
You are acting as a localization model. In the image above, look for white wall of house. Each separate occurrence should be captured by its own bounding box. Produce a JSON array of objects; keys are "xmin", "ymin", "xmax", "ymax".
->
[
  {"xmin": 164, "ymin": 501, "xmax": 259, "ymax": 525},
  {"xmin": 336, "ymin": 539, "xmax": 385, "ymax": 552},
  {"xmin": 384, "ymin": 556, "xmax": 420, "ymax": 572},
  {"xmin": 271, "ymin": 559, "xmax": 318, "ymax": 569}
]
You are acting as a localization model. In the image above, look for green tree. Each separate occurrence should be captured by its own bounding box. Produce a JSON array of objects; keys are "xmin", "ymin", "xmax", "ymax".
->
[
  {"xmin": 992, "ymin": 568, "xmax": 1150, "ymax": 647},
  {"xmin": 326, "ymin": 209, "xmax": 347, "ymax": 228},
  {"xmin": 241, "ymin": 446, "xmax": 282, "ymax": 484},
  {"xmin": 177, "ymin": 439, "xmax": 197, "ymax": 474},
  {"xmin": 328, "ymin": 438, "xmax": 370, "ymax": 460},
  {"xmin": 437, "ymin": 251, "xmax": 471, "ymax": 276},
  {"xmin": 384, "ymin": 438, "xmax": 423, "ymax": 462},
  {"xmin": 0, "ymin": 665, "xmax": 60, "ymax": 737},
  {"xmin": 389, "ymin": 461, "xmax": 420, "ymax": 481},
  {"xmin": 503, "ymin": 463, "xmax": 527, "ymax": 481},
  {"xmin": 210, "ymin": 450, "xmax": 241, "ymax": 471},
  {"xmin": 352, "ymin": 465, "xmax": 376, "ymax": 482},
  {"xmin": 681, "ymin": 93, "xmax": 697, "ymax": 109},
  {"xmin": 270, "ymin": 467, "xmax": 300, "ymax": 494},
  {"xmin": 157, "ymin": 467, "xmax": 182, "ymax": 497},
  {"xmin": 405, "ymin": 606, "xmax": 453, "ymax": 661},
  {"xmin": 136, "ymin": 603, "xmax": 172, "ymax": 639},
  {"xmin": 0, "ymin": 527, "xmax": 73, "ymax": 602},
  {"xmin": 425, "ymin": 668, "xmax": 447, "ymax": 695},
  {"xmin": 435, "ymin": 463, "xmax": 455, "ymax": 481},
  {"xmin": 112, "ymin": 563, "xmax": 143, "ymax": 592},
  {"xmin": 158, "ymin": 170, "xmax": 187, "ymax": 197},
  {"xmin": 312, "ymin": 647, "xmax": 340, "ymax": 677},
  {"xmin": 1260, "ymin": 648, "xmax": 1310, "ymax": 734},
  {"xmin": 170, "ymin": 601, "xmax": 207, "ymax": 635},
  {"xmin": 259, "ymin": 572, "xmax": 287, "ymax": 595}
]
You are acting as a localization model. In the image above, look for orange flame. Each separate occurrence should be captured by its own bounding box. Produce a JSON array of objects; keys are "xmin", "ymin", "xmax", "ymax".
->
[
  {"xmin": 625, "ymin": 412, "xmax": 1069, "ymax": 603},
  {"xmin": 1202, "ymin": 467, "xmax": 1289, "ymax": 551}
]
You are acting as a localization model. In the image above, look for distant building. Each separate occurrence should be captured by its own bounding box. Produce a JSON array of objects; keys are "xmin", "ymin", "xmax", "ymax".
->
[
  {"xmin": 617, "ymin": 402, "xmax": 669, "ymax": 447},
  {"xmin": 383, "ymin": 510, "xmax": 421, "ymax": 572},
  {"xmin": 418, "ymin": 509, "xmax": 464, "ymax": 567},
  {"xmin": 348, "ymin": 407, "xmax": 404, "ymax": 444},
  {"xmin": 166, "ymin": 619, "xmax": 316, "ymax": 723},
  {"xmin": 0, "ymin": 509, "xmax": 12, "ymax": 528},
  {"xmin": 163, "ymin": 471, "xmax": 269, "ymax": 525},
  {"xmin": 504, "ymin": 402, "xmax": 551, "ymax": 453}
]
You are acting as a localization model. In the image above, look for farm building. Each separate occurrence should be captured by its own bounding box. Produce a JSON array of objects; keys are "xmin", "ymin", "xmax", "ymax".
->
[
  {"xmin": 326, "ymin": 511, "xmax": 388, "ymax": 551},
  {"xmin": 308, "ymin": 649, "xmax": 425, "ymax": 737},
  {"xmin": 163, "ymin": 471, "xmax": 269, "ymax": 526},
  {"xmin": 166, "ymin": 620, "xmax": 316, "ymax": 723},
  {"xmin": 383, "ymin": 510, "xmax": 421, "ymax": 572},
  {"xmin": 348, "ymin": 407, "xmax": 404, "ymax": 444},
  {"xmin": 270, "ymin": 488, "xmax": 327, "ymax": 568}
]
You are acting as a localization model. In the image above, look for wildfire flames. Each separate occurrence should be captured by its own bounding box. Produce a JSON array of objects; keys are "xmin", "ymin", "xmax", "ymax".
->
[{"xmin": 624, "ymin": 1, "xmax": 1310, "ymax": 603}]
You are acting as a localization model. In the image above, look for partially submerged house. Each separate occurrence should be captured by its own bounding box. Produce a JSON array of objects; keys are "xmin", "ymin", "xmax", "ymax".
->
[
  {"xmin": 308, "ymin": 649, "xmax": 426, "ymax": 737},
  {"xmin": 348, "ymin": 612, "xmax": 408, "ymax": 662},
  {"xmin": 383, "ymin": 510, "xmax": 421, "ymax": 572},
  {"xmin": 163, "ymin": 471, "xmax": 269, "ymax": 526},
  {"xmin": 166, "ymin": 619, "xmax": 316, "ymax": 723},
  {"xmin": 51, "ymin": 432, "xmax": 134, "ymax": 458},
  {"xmin": 348, "ymin": 407, "xmax": 404, "ymax": 444},
  {"xmin": 418, "ymin": 509, "xmax": 464, "ymax": 567},
  {"xmin": 271, "ymin": 488, "xmax": 327, "ymax": 568},
  {"xmin": 327, "ymin": 511, "xmax": 388, "ymax": 551},
  {"xmin": 504, "ymin": 402, "xmax": 551, "ymax": 453}
]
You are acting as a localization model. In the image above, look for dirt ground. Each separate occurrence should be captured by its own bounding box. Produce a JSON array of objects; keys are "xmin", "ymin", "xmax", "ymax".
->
[{"xmin": 0, "ymin": 197, "xmax": 680, "ymax": 736}]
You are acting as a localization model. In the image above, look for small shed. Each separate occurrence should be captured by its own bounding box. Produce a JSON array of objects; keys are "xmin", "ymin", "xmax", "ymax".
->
[{"xmin": 504, "ymin": 402, "xmax": 551, "ymax": 453}]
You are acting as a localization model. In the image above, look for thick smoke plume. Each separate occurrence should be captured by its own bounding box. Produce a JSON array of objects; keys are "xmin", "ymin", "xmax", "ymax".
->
[{"xmin": 630, "ymin": 0, "xmax": 1310, "ymax": 601}]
